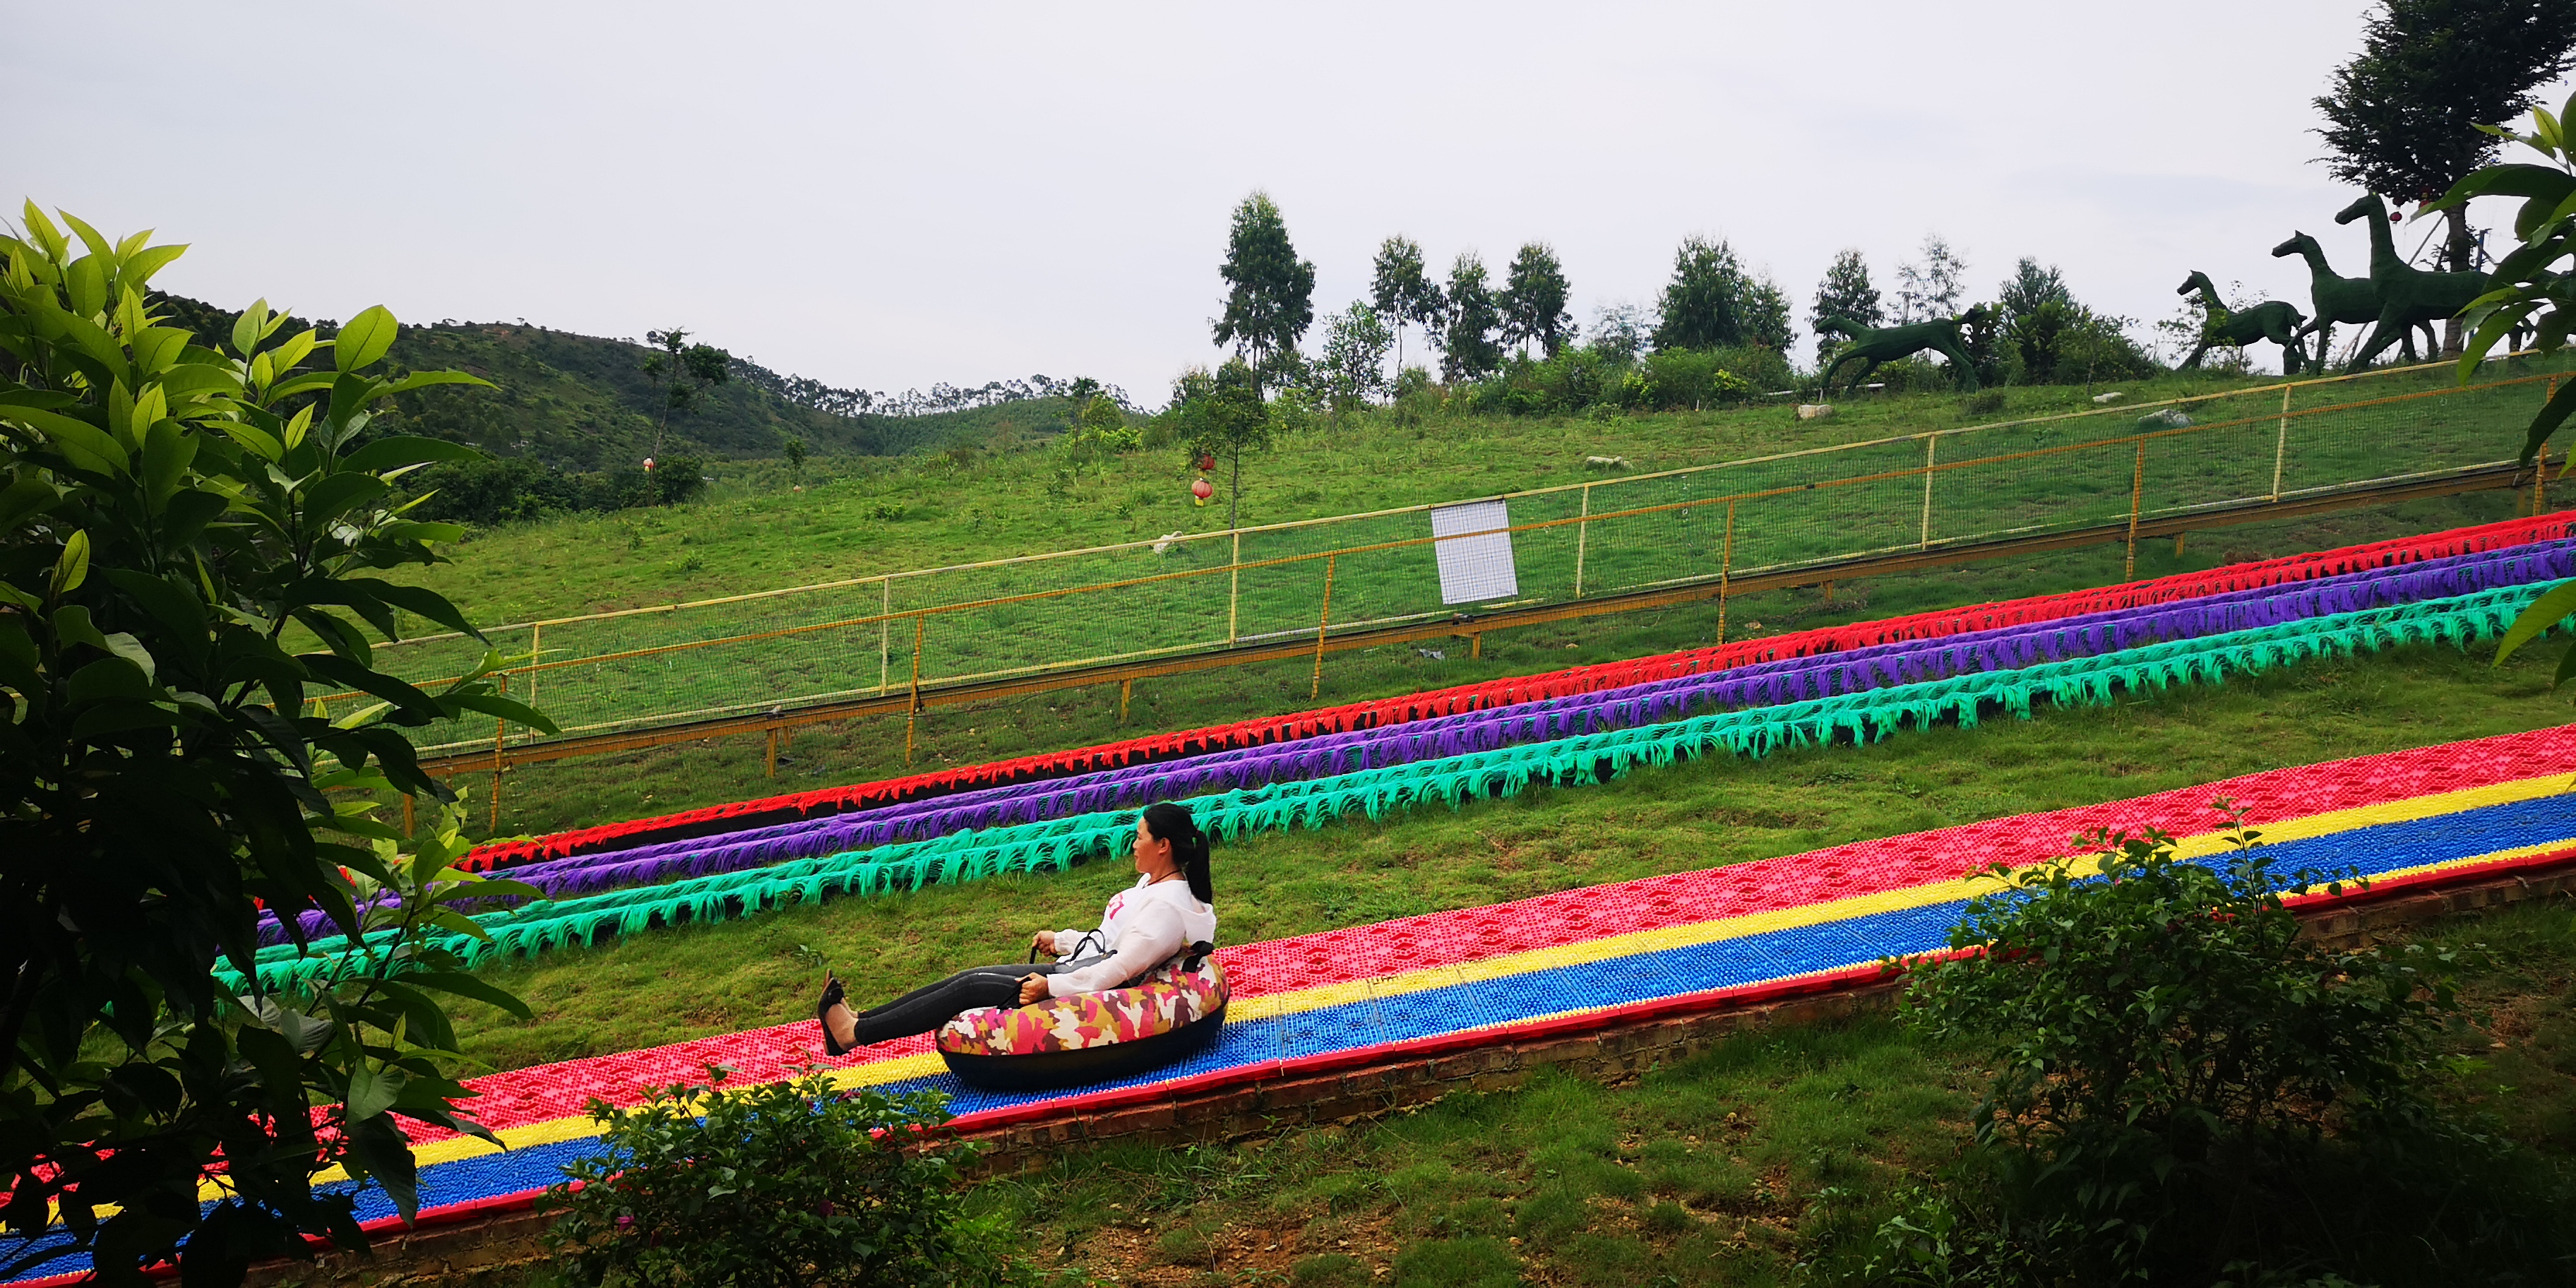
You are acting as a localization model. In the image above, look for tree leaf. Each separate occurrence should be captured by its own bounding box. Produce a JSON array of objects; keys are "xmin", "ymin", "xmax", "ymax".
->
[
  {"xmin": 340, "ymin": 436, "xmax": 484, "ymax": 475},
  {"xmin": 2494, "ymin": 578, "xmax": 2576, "ymax": 666},
  {"xmin": 402, "ymin": 970, "xmax": 534, "ymax": 1020},
  {"xmin": 0, "ymin": 473, "xmax": 60, "ymax": 530},
  {"xmin": 300, "ymin": 652, "xmax": 443, "ymax": 718},
  {"xmin": 444, "ymin": 691, "xmax": 561, "ymax": 735},
  {"xmin": 335, "ymin": 306, "xmax": 399, "ymax": 373},
  {"xmin": 373, "ymin": 371, "xmax": 493, "ymax": 398},
  {"xmin": 5, "ymin": 406, "xmax": 131, "ymax": 475},
  {"xmin": 350, "ymin": 578, "xmax": 483, "ymax": 639},
  {"xmin": 51, "ymin": 529, "xmax": 90, "ymax": 597},
  {"xmin": 231, "ymin": 299, "xmax": 272, "ymax": 357},
  {"xmin": 2520, "ymin": 376, "xmax": 2576, "ymax": 465}
]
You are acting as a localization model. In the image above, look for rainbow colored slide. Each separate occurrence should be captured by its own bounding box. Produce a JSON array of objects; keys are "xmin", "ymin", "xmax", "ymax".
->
[{"xmin": 11, "ymin": 726, "xmax": 2575, "ymax": 1284}]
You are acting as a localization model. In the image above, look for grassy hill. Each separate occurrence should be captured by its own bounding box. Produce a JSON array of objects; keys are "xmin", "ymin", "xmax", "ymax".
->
[
  {"xmin": 402, "ymin": 366, "xmax": 2342, "ymax": 627},
  {"xmin": 150, "ymin": 294, "xmax": 1075, "ymax": 470}
]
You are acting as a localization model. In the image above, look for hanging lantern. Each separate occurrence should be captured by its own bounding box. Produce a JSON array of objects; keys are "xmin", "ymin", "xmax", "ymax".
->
[
  {"xmin": 1194, "ymin": 451, "xmax": 1216, "ymax": 472},
  {"xmin": 1191, "ymin": 477, "xmax": 1214, "ymax": 506},
  {"xmin": 642, "ymin": 456, "xmax": 656, "ymax": 472}
]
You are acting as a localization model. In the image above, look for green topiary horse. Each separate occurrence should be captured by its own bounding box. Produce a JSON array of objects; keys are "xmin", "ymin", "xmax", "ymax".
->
[
  {"xmin": 2174, "ymin": 271, "xmax": 2306, "ymax": 374},
  {"xmin": 1815, "ymin": 309, "xmax": 1984, "ymax": 397},
  {"xmin": 2333, "ymin": 193, "xmax": 2488, "ymax": 371},
  {"xmin": 2271, "ymin": 230, "xmax": 2431, "ymax": 369}
]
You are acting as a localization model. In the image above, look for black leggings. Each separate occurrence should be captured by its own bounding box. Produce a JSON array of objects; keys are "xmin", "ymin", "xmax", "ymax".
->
[{"xmin": 838, "ymin": 956, "xmax": 1109, "ymax": 1046}]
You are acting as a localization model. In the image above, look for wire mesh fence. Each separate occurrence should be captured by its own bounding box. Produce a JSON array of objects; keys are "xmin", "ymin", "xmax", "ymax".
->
[{"xmin": 351, "ymin": 357, "xmax": 2574, "ymax": 766}]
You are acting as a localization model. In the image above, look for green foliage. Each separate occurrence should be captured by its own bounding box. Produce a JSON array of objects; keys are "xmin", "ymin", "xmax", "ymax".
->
[
  {"xmin": 1370, "ymin": 235, "xmax": 1445, "ymax": 376},
  {"xmin": 1894, "ymin": 236, "xmax": 1969, "ymax": 322},
  {"xmin": 1213, "ymin": 192, "xmax": 1317, "ymax": 388},
  {"xmin": 1315, "ymin": 302, "xmax": 1393, "ymax": 419},
  {"xmin": 1498, "ymin": 242, "xmax": 1573, "ymax": 359},
  {"xmin": 1059, "ymin": 395, "xmax": 1141, "ymax": 472},
  {"xmin": 406, "ymin": 456, "xmax": 658, "ymax": 525},
  {"xmin": 782, "ymin": 436, "xmax": 806, "ymax": 482},
  {"xmin": 650, "ymin": 454, "xmax": 707, "ymax": 506},
  {"xmin": 2010, "ymin": 297, "xmax": 2157, "ymax": 386},
  {"xmin": 2440, "ymin": 94, "xmax": 2576, "ymax": 686},
  {"xmin": 1651, "ymin": 235, "xmax": 1754, "ymax": 352},
  {"xmin": 1586, "ymin": 302, "xmax": 1650, "ymax": 363},
  {"xmin": 2318, "ymin": 0, "xmax": 2576, "ymax": 270},
  {"xmin": 1440, "ymin": 253, "xmax": 1503, "ymax": 382},
  {"xmin": 641, "ymin": 327, "xmax": 732, "ymax": 457},
  {"xmin": 1900, "ymin": 816, "xmax": 2470, "ymax": 1278},
  {"xmin": 545, "ymin": 1069, "xmax": 1027, "ymax": 1288},
  {"xmin": 1455, "ymin": 340, "xmax": 1787, "ymax": 417},
  {"xmin": 0, "ymin": 205, "xmax": 556, "ymax": 1282},
  {"xmin": 1811, "ymin": 249, "xmax": 1885, "ymax": 364},
  {"xmin": 1995, "ymin": 258, "xmax": 2070, "ymax": 323},
  {"xmin": 1855, "ymin": 1184, "xmax": 2080, "ymax": 1287},
  {"xmin": 1176, "ymin": 359, "xmax": 1272, "ymax": 528}
]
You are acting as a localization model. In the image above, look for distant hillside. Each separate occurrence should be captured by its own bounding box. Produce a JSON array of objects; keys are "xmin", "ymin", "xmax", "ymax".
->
[
  {"xmin": 148, "ymin": 295, "xmax": 1087, "ymax": 469},
  {"xmin": 378, "ymin": 321, "xmax": 876, "ymax": 468}
]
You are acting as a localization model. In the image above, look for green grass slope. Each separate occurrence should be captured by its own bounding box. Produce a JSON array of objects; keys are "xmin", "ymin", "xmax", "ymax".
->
[{"xmin": 407, "ymin": 367, "xmax": 2351, "ymax": 626}]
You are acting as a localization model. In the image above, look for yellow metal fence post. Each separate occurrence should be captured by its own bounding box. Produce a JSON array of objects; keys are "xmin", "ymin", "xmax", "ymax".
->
[
  {"xmin": 1918, "ymin": 434, "xmax": 1937, "ymax": 548},
  {"xmin": 489, "ymin": 672, "xmax": 506, "ymax": 834},
  {"xmin": 904, "ymin": 614, "xmax": 925, "ymax": 766},
  {"xmin": 1715, "ymin": 499, "xmax": 1739, "ymax": 645},
  {"xmin": 2125, "ymin": 439, "xmax": 2147, "ymax": 579},
  {"xmin": 525, "ymin": 622, "xmax": 541, "ymax": 711},
  {"xmin": 1573, "ymin": 482, "xmax": 1592, "ymax": 599},
  {"xmin": 2548, "ymin": 377, "xmax": 2561, "ymax": 515},
  {"xmin": 1227, "ymin": 529, "xmax": 1242, "ymax": 644},
  {"xmin": 878, "ymin": 575, "xmax": 892, "ymax": 695},
  {"xmin": 2270, "ymin": 383, "xmax": 2293, "ymax": 501},
  {"xmin": 1310, "ymin": 554, "xmax": 1337, "ymax": 701}
]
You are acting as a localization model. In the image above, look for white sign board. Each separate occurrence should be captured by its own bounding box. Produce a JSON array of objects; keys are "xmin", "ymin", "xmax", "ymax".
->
[{"xmin": 1430, "ymin": 499, "xmax": 1519, "ymax": 605}]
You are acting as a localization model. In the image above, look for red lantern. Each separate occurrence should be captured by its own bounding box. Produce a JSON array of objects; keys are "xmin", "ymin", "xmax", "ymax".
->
[
  {"xmin": 642, "ymin": 456, "xmax": 656, "ymax": 472},
  {"xmin": 1194, "ymin": 451, "xmax": 1216, "ymax": 472},
  {"xmin": 1191, "ymin": 477, "xmax": 1214, "ymax": 506}
]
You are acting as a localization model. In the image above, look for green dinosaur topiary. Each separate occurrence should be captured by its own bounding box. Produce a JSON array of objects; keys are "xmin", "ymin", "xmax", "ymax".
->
[
  {"xmin": 2334, "ymin": 193, "xmax": 2488, "ymax": 371},
  {"xmin": 1816, "ymin": 309, "xmax": 1985, "ymax": 397},
  {"xmin": 2174, "ymin": 272, "xmax": 2307, "ymax": 374},
  {"xmin": 2271, "ymin": 230, "xmax": 2431, "ymax": 369}
]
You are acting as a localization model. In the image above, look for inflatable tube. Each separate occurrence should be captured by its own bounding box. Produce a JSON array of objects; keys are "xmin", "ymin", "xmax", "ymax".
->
[{"xmin": 936, "ymin": 953, "xmax": 1229, "ymax": 1091}]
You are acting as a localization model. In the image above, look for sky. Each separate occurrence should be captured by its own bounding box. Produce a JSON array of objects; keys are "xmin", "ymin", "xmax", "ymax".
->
[{"xmin": 7, "ymin": 1, "xmax": 2570, "ymax": 405}]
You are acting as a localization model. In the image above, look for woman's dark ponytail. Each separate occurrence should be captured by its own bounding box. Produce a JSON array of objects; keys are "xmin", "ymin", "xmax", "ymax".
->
[{"xmin": 1141, "ymin": 801, "xmax": 1213, "ymax": 905}]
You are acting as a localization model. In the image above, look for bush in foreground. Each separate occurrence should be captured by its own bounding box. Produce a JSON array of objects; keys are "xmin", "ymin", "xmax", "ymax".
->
[
  {"xmin": 1870, "ymin": 809, "xmax": 2576, "ymax": 1285},
  {"xmin": 545, "ymin": 1070, "xmax": 1032, "ymax": 1288}
]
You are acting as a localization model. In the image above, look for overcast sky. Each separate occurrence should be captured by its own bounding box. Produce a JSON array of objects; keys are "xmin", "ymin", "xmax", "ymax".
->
[{"xmin": 8, "ymin": 2, "xmax": 2568, "ymax": 404}]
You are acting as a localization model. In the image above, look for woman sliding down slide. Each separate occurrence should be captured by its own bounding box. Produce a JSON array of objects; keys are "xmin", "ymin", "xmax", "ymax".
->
[{"xmin": 816, "ymin": 801, "xmax": 1217, "ymax": 1056}]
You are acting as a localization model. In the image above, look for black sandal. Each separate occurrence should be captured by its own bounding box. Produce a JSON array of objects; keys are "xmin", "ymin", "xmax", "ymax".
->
[{"xmin": 816, "ymin": 974, "xmax": 854, "ymax": 1056}]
